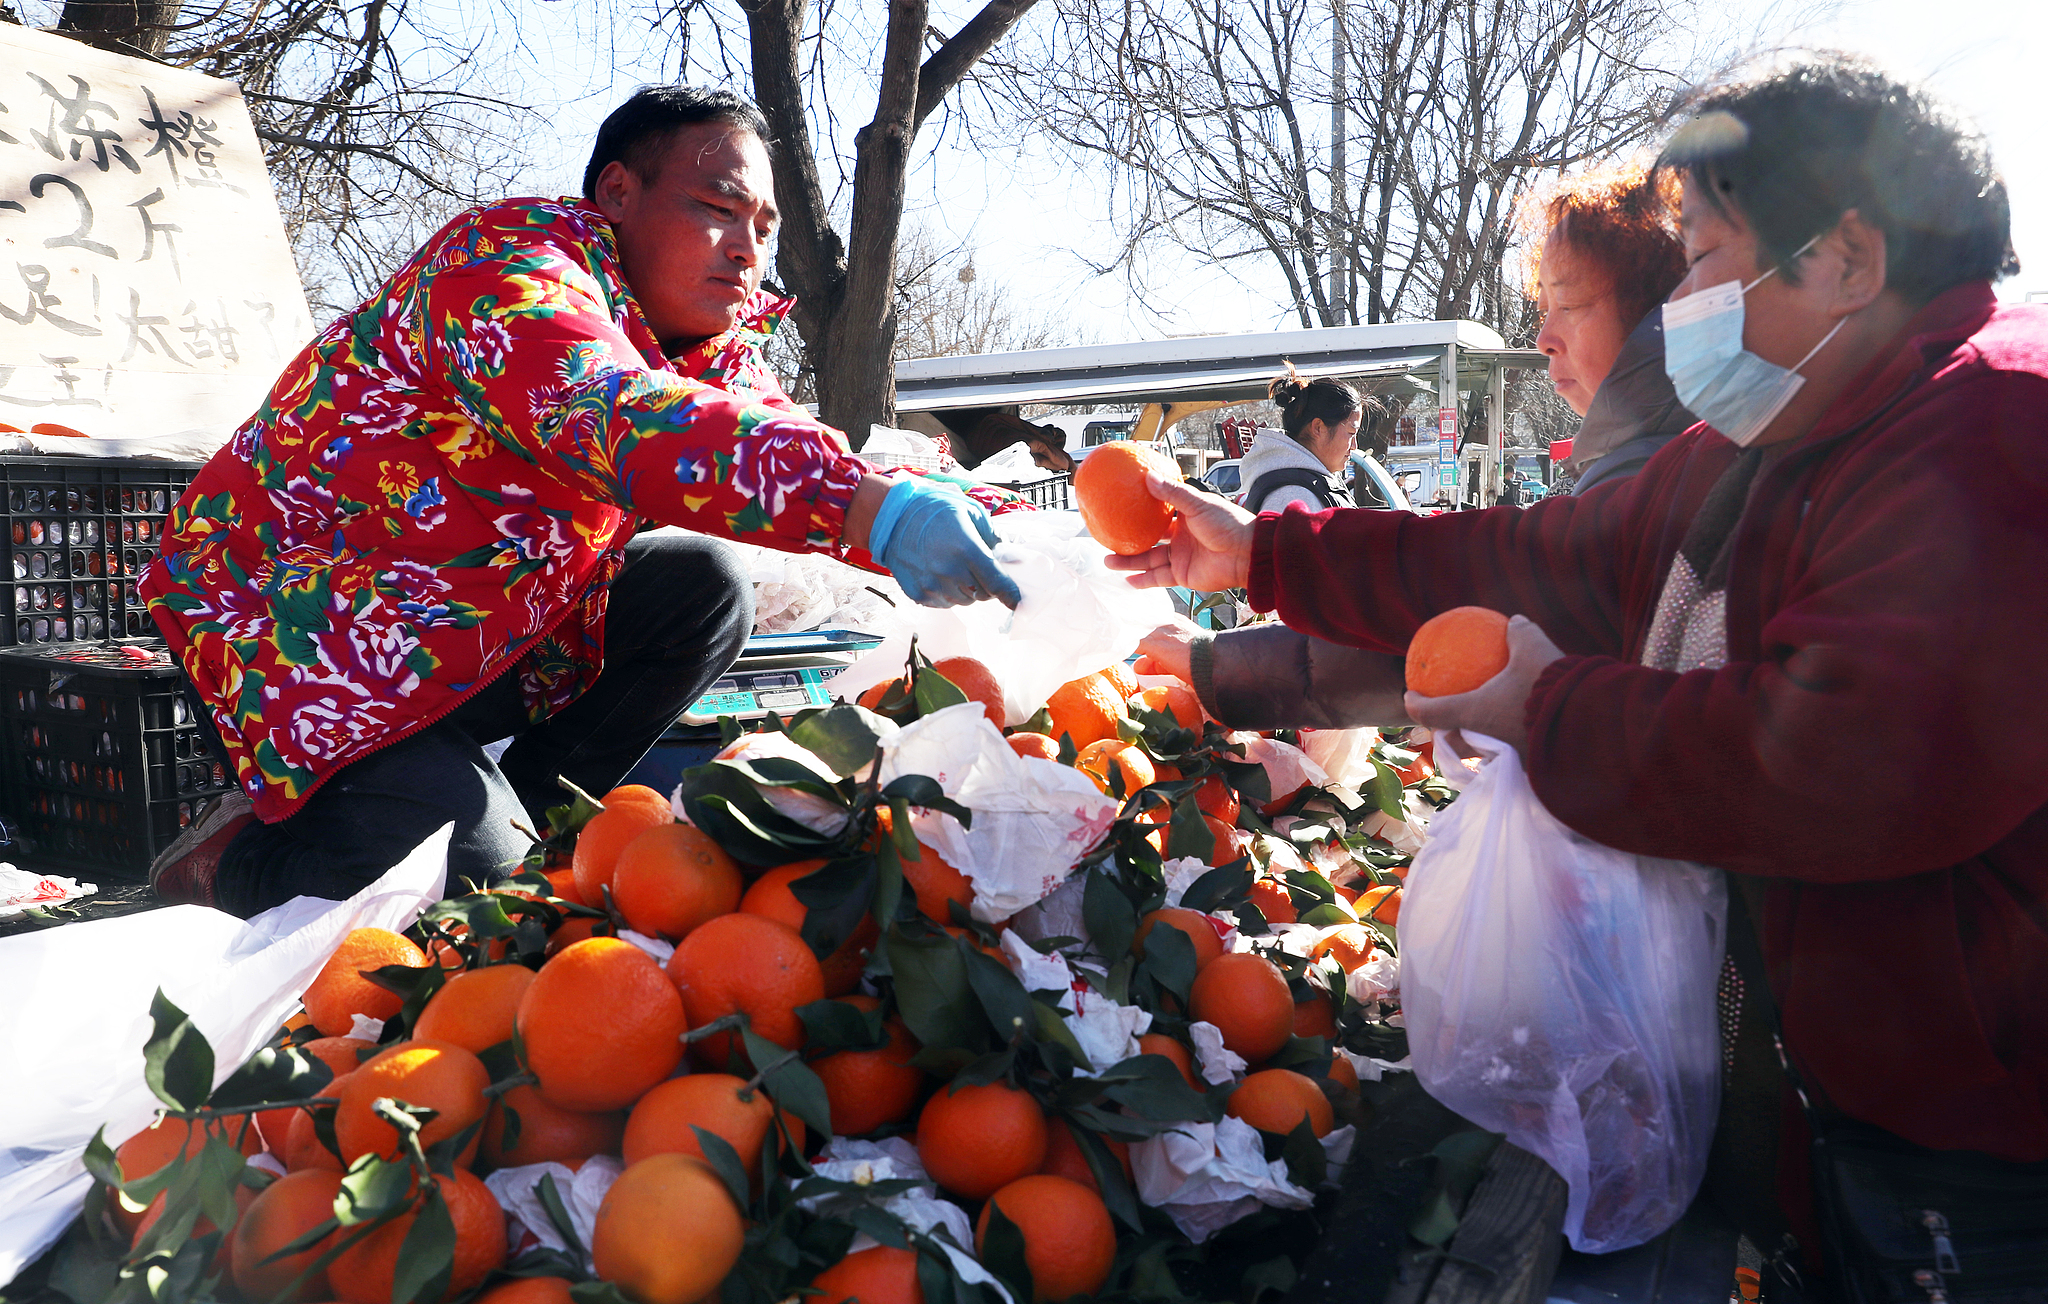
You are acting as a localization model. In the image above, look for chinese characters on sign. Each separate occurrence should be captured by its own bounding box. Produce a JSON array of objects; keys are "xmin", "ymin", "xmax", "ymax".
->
[{"xmin": 0, "ymin": 24, "xmax": 312, "ymax": 436}]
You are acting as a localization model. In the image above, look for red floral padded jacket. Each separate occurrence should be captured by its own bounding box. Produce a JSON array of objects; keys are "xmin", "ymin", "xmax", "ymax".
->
[{"xmin": 145, "ymin": 197, "xmax": 875, "ymax": 821}]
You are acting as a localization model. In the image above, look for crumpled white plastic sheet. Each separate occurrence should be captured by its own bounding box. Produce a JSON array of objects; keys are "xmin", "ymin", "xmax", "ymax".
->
[
  {"xmin": 879, "ymin": 704, "xmax": 1119, "ymax": 922},
  {"xmin": 0, "ymin": 865, "xmax": 97, "ymax": 921},
  {"xmin": 0, "ymin": 826, "xmax": 452, "ymax": 1286},
  {"xmin": 1223, "ymin": 733, "xmax": 1329, "ymax": 802},
  {"xmin": 485, "ymin": 1155, "xmax": 623, "ymax": 1271},
  {"xmin": 799, "ymin": 1138, "xmax": 1014, "ymax": 1303},
  {"xmin": 1130, "ymin": 1117, "xmax": 1356, "ymax": 1244},
  {"xmin": 829, "ymin": 512, "xmax": 1173, "ymax": 726}
]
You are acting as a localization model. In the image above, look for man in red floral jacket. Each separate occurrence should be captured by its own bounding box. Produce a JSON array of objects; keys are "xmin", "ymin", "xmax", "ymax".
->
[{"xmin": 143, "ymin": 86, "xmax": 1019, "ymax": 915}]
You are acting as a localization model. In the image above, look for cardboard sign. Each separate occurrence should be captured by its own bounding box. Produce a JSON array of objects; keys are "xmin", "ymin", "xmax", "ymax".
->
[{"xmin": 0, "ymin": 24, "xmax": 312, "ymax": 437}]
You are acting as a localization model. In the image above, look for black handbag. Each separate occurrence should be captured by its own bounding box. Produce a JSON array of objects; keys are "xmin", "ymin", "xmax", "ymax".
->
[{"xmin": 1726, "ymin": 892, "xmax": 2048, "ymax": 1304}]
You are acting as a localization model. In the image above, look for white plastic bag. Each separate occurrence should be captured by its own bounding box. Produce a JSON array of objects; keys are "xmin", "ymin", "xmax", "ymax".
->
[
  {"xmin": 1399, "ymin": 734, "xmax": 1726, "ymax": 1253},
  {"xmin": 877, "ymin": 703, "xmax": 1120, "ymax": 920},
  {"xmin": 829, "ymin": 512, "xmax": 1173, "ymax": 725},
  {"xmin": 0, "ymin": 827, "xmax": 452, "ymax": 1283}
]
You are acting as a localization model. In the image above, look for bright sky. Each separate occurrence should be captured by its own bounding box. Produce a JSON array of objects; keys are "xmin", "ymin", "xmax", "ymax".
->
[{"xmin": 417, "ymin": 0, "xmax": 2048, "ymax": 341}]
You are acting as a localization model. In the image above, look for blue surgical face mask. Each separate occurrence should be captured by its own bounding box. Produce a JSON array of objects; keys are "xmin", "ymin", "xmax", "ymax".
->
[{"xmin": 1661, "ymin": 235, "xmax": 1846, "ymax": 447}]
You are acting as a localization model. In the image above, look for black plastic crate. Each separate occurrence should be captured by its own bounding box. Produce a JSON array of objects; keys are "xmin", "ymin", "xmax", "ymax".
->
[
  {"xmin": 1, "ymin": 455, "xmax": 204, "ymax": 648},
  {"xmin": 0, "ymin": 641, "xmax": 234, "ymax": 878},
  {"xmin": 996, "ymin": 474, "xmax": 1073, "ymax": 510}
]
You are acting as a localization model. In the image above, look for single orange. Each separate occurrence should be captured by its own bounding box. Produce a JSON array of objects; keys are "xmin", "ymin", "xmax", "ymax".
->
[
  {"xmin": 1137, "ymin": 1032, "xmax": 1201, "ymax": 1090},
  {"xmin": 813, "ymin": 995, "xmax": 926, "ymax": 1137},
  {"xmin": 610, "ymin": 824, "xmax": 743, "ymax": 940},
  {"xmin": 666, "ymin": 913, "xmax": 825, "ymax": 1069},
  {"xmin": 741, "ymin": 860, "xmax": 880, "ymax": 997},
  {"xmin": 602, "ymin": 783, "xmax": 673, "ymax": 817},
  {"xmin": 335, "ymin": 1039, "xmax": 489, "ymax": 1164},
  {"xmin": 482, "ymin": 1083, "xmax": 626, "ymax": 1170},
  {"xmin": 1045, "ymin": 672, "xmax": 1125, "ymax": 749},
  {"xmin": 1328, "ymin": 1054, "xmax": 1361, "ymax": 1092},
  {"xmin": 877, "ymin": 806, "xmax": 975, "ymax": 924},
  {"xmin": 932, "ymin": 655, "xmax": 1007, "ymax": 728},
  {"xmin": 808, "ymin": 1245, "xmax": 924, "ymax": 1304},
  {"xmin": 1006, "ymin": 731, "xmax": 1061, "ymax": 760},
  {"xmin": 230, "ymin": 1169, "xmax": 342, "ymax": 1302},
  {"xmin": 569, "ymin": 800, "xmax": 673, "ymax": 908},
  {"xmin": 1074, "ymin": 738, "xmax": 1157, "ymax": 797},
  {"xmin": 283, "ymin": 1075, "xmax": 349, "ymax": 1174},
  {"xmin": 1136, "ymin": 683, "xmax": 1201, "ymax": 730},
  {"xmin": 1039, "ymin": 1116, "xmax": 1131, "ymax": 1195},
  {"xmin": 302, "ymin": 927, "xmax": 429, "ymax": 1037},
  {"xmin": 590, "ymin": 1154, "xmax": 746, "ymax": 1304},
  {"xmin": 328, "ymin": 1168, "xmax": 504, "ymax": 1304},
  {"xmin": 110, "ymin": 1114, "xmax": 260, "ymax": 1233},
  {"xmin": 543, "ymin": 912, "xmax": 613, "ymax": 957},
  {"xmin": 1195, "ymin": 774, "xmax": 1240, "ymax": 824},
  {"xmin": 1227, "ymin": 1068, "xmax": 1335, "ymax": 1138},
  {"xmin": 1310, "ymin": 925, "xmax": 1381, "ymax": 972},
  {"xmin": 1293, "ymin": 992, "xmax": 1338, "ymax": 1039},
  {"xmin": 1189, "ymin": 952, "xmax": 1294, "ymax": 1063},
  {"xmin": 1405, "ymin": 606, "xmax": 1512, "ymax": 697},
  {"xmin": 411, "ymin": 963, "xmax": 534, "ymax": 1054},
  {"xmin": 623, "ymin": 1073, "xmax": 803, "ymax": 1186},
  {"xmin": 1131, "ymin": 907, "xmax": 1225, "ymax": 970},
  {"xmin": 1074, "ymin": 441, "xmax": 1178, "ymax": 555},
  {"xmin": 916, "ymin": 1080, "xmax": 1048, "ymax": 1200},
  {"xmin": 1202, "ymin": 814, "xmax": 1244, "ymax": 867},
  {"xmin": 1099, "ymin": 660, "xmax": 1141, "ymax": 701},
  {"xmin": 1357, "ymin": 884, "xmax": 1402, "ymax": 926},
  {"xmin": 518, "ymin": 937, "xmax": 686, "ymax": 1112},
  {"xmin": 1248, "ymin": 876, "xmax": 1297, "ymax": 924},
  {"xmin": 544, "ymin": 867, "xmax": 589, "ymax": 907},
  {"xmin": 975, "ymin": 1174, "xmax": 1118, "ymax": 1302}
]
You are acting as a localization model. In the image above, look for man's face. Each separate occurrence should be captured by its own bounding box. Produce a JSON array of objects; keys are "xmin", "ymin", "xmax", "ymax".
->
[{"xmin": 593, "ymin": 123, "xmax": 778, "ymax": 351}]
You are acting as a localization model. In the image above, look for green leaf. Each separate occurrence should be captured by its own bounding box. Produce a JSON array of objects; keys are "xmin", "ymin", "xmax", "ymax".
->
[
  {"xmin": 1097, "ymin": 1052, "xmax": 1215, "ymax": 1124},
  {"xmin": 569, "ymin": 1281, "xmax": 642, "ymax": 1304},
  {"xmin": 1241, "ymin": 1254, "xmax": 1299, "ymax": 1303},
  {"xmin": 391, "ymin": 1185, "xmax": 457, "ymax": 1304},
  {"xmin": 913, "ymin": 664, "xmax": 971, "ymax": 716},
  {"xmin": 886, "ymin": 930, "xmax": 991, "ymax": 1056},
  {"xmin": 1134, "ymin": 915, "xmax": 1198, "ymax": 1006},
  {"xmin": 879, "ymin": 775, "xmax": 973, "ymax": 829},
  {"xmin": 872, "ymin": 839, "xmax": 907, "ymax": 936},
  {"xmin": 142, "ymin": 989, "xmax": 214, "ymax": 1112},
  {"xmin": 975, "ymin": 1197, "xmax": 1035, "ymax": 1304},
  {"xmin": 796, "ymin": 998, "xmax": 887, "ymax": 1053},
  {"xmin": 1070, "ymin": 1121, "xmax": 1145, "ymax": 1232},
  {"xmin": 1164, "ymin": 797, "xmax": 1216, "ymax": 863},
  {"xmin": 208, "ymin": 1043, "xmax": 336, "ymax": 1110},
  {"xmin": 787, "ymin": 702, "xmax": 886, "ymax": 778},
  {"xmin": 689, "ymin": 1125, "xmax": 754, "ymax": 1212},
  {"xmin": 1367, "ymin": 757, "xmax": 1408, "ymax": 818},
  {"xmin": 1219, "ymin": 758, "xmax": 1272, "ymax": 805},
  {"xmin": 1300, "ymin": 902, "xmax": 1355, "ymax": 927},
  {"xmin": 1019, "ymin": 705, "xmax": 1054, "ymax": 735},
  {"xmin": 788, "ymin": 856, "xmax": 876, "ymax": 962},
  {"xmin": 1275, "ymin": 1115, "xmax": 1328, "ymax": 1189},
  {"xmin": 1178, "ymin": 864, "xmax": 1252, "ymax": 914},
  {"xmin": 1082, "ymin": 868, "xmax": 1138, "ymax": 966},
  {"xmin": 739, "ymin": 1027, "xmax": 834, "ymax": 1139},
  {"xmin": 338, "ymin": 1155, "xmax": 415, "ymax": 1224},
  {"xmin": 951, "ymin": 1047, "xmax": 1018, "ymax": 1089},
  {"xmin": 963, "ymin": 948, "xmax": 1037, "ymax": 1045}
]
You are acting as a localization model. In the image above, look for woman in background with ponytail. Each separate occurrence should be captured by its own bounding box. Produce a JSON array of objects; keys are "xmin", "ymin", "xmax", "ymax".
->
[{"xmin": 1238, "ymin": 370, "xmax": 1367, "ymax": 514}]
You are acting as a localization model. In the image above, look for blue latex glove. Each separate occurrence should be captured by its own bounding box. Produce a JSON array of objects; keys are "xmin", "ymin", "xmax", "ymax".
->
[{"xmin": 868, "ymin": 478, "xmax": 1023, "ymax": 609}]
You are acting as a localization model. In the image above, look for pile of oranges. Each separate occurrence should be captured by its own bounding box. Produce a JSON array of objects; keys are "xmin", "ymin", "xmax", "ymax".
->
[{"xmin": 95, "ymin": 646, "xmax": 1429, "ymax": 1304}]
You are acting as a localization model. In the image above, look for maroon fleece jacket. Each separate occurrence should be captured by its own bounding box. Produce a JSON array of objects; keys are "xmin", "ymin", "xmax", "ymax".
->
[{"xmin": 1248, "ymin": 282, "xmax": 2048, "ymax": 1162}]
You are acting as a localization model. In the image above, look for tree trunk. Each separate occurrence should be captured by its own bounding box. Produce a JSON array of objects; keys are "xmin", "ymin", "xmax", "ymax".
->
[
  {"xmin": 741, "ymin": 0, "xmax": 1039, "ymax": 446},
  {"xmin": 57, "ymin": 0, "xmax": 182, "ymax": 56}
]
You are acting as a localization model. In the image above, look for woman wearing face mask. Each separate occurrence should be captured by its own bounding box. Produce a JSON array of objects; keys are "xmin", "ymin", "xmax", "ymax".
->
[{"xmin": 1109, "ymin": 57, "xmax": 2048, "ymax": 1285}]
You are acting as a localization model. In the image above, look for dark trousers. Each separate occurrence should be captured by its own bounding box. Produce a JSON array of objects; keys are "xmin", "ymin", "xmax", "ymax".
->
[{"xmin": 213, "ymin": 531, "xmax": 754, "ymax": 916}]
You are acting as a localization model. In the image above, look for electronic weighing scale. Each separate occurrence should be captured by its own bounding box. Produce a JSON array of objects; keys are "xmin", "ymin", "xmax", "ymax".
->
[{"xmin": 620, "ymin": 627, "xmax": 885, "ymax": 796}]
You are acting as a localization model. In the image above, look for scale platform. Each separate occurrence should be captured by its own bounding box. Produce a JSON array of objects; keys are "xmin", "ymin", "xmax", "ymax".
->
[{"xmin": 676, "ymin": 628, "xmax": 885, "ymax": 726}]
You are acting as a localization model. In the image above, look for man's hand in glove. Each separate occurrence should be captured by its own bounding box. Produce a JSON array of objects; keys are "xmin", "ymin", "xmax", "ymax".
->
[{"xmin": 865, "ymin": 477, "xmax": 1022, "ymax": 609}]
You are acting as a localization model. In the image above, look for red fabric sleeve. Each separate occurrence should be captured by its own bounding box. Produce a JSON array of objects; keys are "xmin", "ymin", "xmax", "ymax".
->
[
  {"xmin": 1525, "ymin": 369, "xmax": 2048, "ymax": 883},
  {"xmin": 1245, "ymin": 472, "xmax": 1661, "ymax": 659}
]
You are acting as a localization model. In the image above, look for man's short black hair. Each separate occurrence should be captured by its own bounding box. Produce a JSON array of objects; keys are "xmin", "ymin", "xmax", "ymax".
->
[
  {"xmin": 1657, "ymin": 55, "xmax": 2018, "ymax": 302},
  {"xmin": 582, "ymin": 85, "xmax": 771, "ymax": 199}
]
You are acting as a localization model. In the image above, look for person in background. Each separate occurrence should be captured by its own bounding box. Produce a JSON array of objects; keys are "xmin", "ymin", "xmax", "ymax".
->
[
  {"xmin": 1122, "ymin": 57, "xmax": 2048, "ymax": 1283},
  {"xmin": 1238, "ymin": 370, "xmax": 1364, "ymax": 512},
  {"xmin": 1528, "ymin": 165, "xmax": 1695, "ymax": 493},
  {"xmin": 142, "ymin": 85, "xmax": 1019, "ymax": 917},
  {"xmin": 1022, "ymin": 424, "xmax": 1076, "ymax": 473}
]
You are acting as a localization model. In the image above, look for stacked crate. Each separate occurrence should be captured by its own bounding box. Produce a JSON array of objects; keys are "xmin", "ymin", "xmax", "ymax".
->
[{"xmin": 0, "ymin": 456, "xmax": 234, "ymax": 876}]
